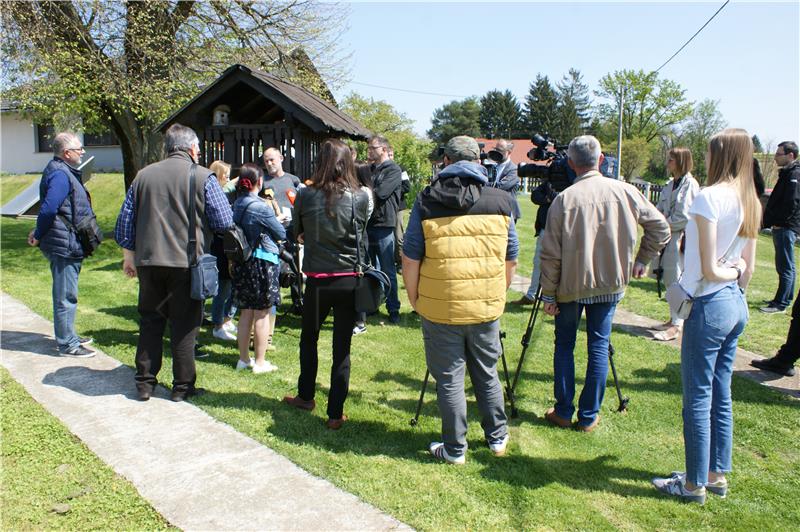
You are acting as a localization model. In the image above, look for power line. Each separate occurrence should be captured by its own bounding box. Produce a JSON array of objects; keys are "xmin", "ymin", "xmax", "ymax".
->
[
  {"xmin": 654, "ymin": 0, "xmax": 730, "ymax": 73},
  {"xmin": 348, "ymin": 80, "xmax": 469, "ymax": 99}
]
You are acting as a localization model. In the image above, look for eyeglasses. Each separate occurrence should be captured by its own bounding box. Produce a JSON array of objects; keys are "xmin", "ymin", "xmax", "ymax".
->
[{"xmin": 67, "ymin": 147, "xmax": 85, "ymax": 153}]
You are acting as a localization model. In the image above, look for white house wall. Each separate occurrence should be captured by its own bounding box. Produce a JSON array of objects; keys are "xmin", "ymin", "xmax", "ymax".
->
[{"xmin": 1, "ymin": 112, "xmax": 123, "ymax": 174}]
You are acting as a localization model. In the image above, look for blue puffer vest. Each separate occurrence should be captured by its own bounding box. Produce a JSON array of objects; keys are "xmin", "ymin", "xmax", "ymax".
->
[{"xmin": 38, "ymin": 158, "xmax": 94, "ymax": 259}]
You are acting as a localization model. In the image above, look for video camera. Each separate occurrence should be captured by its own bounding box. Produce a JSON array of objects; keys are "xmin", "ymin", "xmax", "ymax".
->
[
  {"xmin": 478, "ymin": 142, "xmax": 499, "ymax": 183},
  {"xmin": 517, "ymin": 133, "xmax": 576, "ymax": 194}
]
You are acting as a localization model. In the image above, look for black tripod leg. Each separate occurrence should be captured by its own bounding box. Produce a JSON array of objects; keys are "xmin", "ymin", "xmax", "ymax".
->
[
  {"xmin": 511, "ymin": 286, "xmax": 543, "ymax": 396},
  {"xmin": 498, "ymin": 332, "xmax": 519, "ymax": 418},
  {"xmin": 410, "ymin": 369, "xmax": 430, "ymax": 426},
  {"xmin": 608, "ymin": 344, "xmax": 629, "ymax": 412}
]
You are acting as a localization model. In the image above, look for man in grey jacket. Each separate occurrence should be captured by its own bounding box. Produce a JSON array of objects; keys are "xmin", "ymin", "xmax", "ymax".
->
[{"xmin": 539, "ymin": 135, "xmax": 669, "ymax": 432}]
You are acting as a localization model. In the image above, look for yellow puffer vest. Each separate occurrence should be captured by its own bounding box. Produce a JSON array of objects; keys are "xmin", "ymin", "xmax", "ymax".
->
[{"xmin": 417, "ymin": 213, "xmax": 510, "ymax": 324}]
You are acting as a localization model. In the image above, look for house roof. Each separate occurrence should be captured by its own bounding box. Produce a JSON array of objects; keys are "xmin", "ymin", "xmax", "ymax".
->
[{"xmin": 156, "ymin": 64, "xmax": 371, "ymax": 139}]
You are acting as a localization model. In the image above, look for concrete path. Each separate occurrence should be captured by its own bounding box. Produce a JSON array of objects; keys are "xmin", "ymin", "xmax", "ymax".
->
[
  {"xmin": 0, "ymin": 292, "xmax": 409, "ymax": 531},
  {"xmin": 510, "ymin": 274, "xmax": 800, "ymax": 399}
]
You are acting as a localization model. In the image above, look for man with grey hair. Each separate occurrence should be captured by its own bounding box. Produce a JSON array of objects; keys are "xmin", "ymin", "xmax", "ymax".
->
[
  {"xmin": 115, "ymin": 123, "xmax": 233, "ymax": 402},
  {"xmin": 28, "ymin": 131, "xmax": 97, "ymax": 357},
  {"xmin": 539, "ymin": 135, "xmax": 668, "ymax": 432}
]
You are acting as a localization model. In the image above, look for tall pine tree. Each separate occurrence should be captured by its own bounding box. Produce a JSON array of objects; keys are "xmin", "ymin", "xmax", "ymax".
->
[
  {"xmin": 554, "ymin": 68, "xmax": 591, "ymax": 142},
  {"xmin": 524, "ymin": 74, "xmax": 559, "ymax": 139},
  {"xmin": 479, "ymin": 89, "xmax": 523, "ymax": 139},
  {"xmin": 427, "ymin": 97, "xmax": 481, "ymax": 145}
]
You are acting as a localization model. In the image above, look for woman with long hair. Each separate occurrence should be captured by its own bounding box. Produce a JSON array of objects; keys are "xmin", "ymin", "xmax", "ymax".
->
[
  {"xmin": 652, "ymin": 129, "xmax": 761, "ymax": 504},
  {"xmin": 283, "ymin": 139, "xmax": 372, "ymax": 430},
  {"xmin": 651, "ymin": 147, "xmax": 700, "ymax": 341},
  {"xmin": 231, "ymin": 163, "xmax": 286, "ymax": 373}
]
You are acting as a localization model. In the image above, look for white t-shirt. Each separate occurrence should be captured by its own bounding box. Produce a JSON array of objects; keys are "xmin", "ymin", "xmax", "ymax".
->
[{"xmin": 680, "ymin": 184, "xmax": 746, "ymax": 297}]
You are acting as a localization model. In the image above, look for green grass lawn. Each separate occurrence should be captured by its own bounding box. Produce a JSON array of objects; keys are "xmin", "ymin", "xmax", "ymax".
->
[
  {"xmin": 0, "ymin": 368, "xmax": 173, "ymax": 530},
  {"xmin": 1, "ymin": 174, "xmax": 798, "ymax": 529},
  {"xmin": 0, "ymin": 173, "xmax": 39, "ymax": 207}
]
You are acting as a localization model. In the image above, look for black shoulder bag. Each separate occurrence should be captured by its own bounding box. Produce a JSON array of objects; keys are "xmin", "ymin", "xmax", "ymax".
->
[
  {"xmin": 352, "ymin": 189, "xmax": 390, "ymax": 313},
  {"xmin": 58, "ymin": 179, "xmax": 103, "ymax": 257},
  {"xmin": 188, "ymin": 164, "xmax": 219, "ymax": 300}
]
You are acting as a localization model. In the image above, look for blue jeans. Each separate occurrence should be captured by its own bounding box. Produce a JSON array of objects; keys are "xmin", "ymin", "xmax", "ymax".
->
[
  {"xmin": 553, "ymin": 301, "xmax": 616, "ymax": 426},
  {"xmin": 46, "ymin": 253, "xmax": 83, "ymax": 352},
  {"xmin": 681, "ymin": 283, "xmax": 748, "ymax": 487},
  {"xmin": 367, "ymin": 226, "xmax": 400, "ymax": 314},
  {"xmin": 210, "ymin": 278, "xmax": 236, "ymax": 325},
  {"xmin": 525, "ymin": 236, "xmax": 543, "ymax": 299},
  {"xmin": 772, "ymin": 227, "xmax": 797, "ymax": 309}
]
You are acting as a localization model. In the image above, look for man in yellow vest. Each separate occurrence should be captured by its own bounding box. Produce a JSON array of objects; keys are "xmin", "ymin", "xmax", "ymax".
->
[{"xmin": 402, "ymin": 136, "xmax": 519, "ymax": 464}]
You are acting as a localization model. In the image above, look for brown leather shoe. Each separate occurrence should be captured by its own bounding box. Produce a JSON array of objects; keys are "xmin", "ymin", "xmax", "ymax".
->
[
  {"xmin": 544, "ymin": 407, "xmax": 572, "ymax": 428},
  {"xmin": 326, "ymin": 415, "xmax": 348, "ymax": 430},
  {"xmin": 575, "ymin": 415, "xmax": 601, "ymax": 433},
  {"xmin": 511, "ymin": 295, "xmax": 536, "ymax": 306},
  {"xmin": 283, "ymin": 395, "xmax": 316, "ymax": 411}
]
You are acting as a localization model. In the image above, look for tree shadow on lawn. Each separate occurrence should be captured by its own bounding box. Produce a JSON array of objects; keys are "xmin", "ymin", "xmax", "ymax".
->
[{"xmin": 206, "ymin": 389, "xmax": 658, "ymax": 500}]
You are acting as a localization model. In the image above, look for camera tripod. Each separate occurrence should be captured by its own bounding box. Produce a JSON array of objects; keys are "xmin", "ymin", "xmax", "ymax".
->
[
  {"xmin": 506, "ymin": 286, "xmax": 629, "ymax": 416},
  {"xmin": 409, "ymin": 330, "xmax": 517, "ymax": 426}
]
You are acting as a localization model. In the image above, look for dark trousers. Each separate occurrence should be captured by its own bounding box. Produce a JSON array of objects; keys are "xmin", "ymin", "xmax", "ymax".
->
[
  {"xmin": 134, "ymin": 266, "xmax": 202, "ymax": 394},
  {"xmin": 297, "ymin": 276, "xmax": 357, "ymax": 419},
  {"xmin": 776, "ymin": 286, "xmax": 800, "ymax": 367}
]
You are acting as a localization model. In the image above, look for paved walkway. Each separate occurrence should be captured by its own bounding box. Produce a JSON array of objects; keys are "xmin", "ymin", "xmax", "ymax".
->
[
  {"xmin": 0, "ymin": 293, "xmax": 409, "ymax": 531},
  {"xmin": 510, "ymin": 274, "xmax": 800, "ymax": 399}
]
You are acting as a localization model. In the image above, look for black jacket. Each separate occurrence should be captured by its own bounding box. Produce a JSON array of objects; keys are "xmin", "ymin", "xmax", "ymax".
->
[
  {"xmin": 764, "ymin": 160, "xmax": 800, "ymax": 234},
  {"xmin": 294, "ymin": 187, "xmax": 370, "ymax": 273},
  {"xmin": 368, "ymin": 159, "xmax": 403, "ymax": 228}
]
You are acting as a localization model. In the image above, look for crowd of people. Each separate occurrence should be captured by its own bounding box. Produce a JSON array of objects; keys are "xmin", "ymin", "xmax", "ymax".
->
[{"xmin": 29, "ymin": 121, "xmax": 800, "ymax": 504}]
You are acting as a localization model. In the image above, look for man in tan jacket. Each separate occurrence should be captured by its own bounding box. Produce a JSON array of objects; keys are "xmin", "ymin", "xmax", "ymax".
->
[{"xmin": 539, "ymin": 135, "xmax": 669, "ymax": 432}]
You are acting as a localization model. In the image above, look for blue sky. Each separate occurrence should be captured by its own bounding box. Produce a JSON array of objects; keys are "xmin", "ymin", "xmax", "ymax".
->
[{"xmin": 332, "ymin": 1, "xmax": 800, "ymax": 146}]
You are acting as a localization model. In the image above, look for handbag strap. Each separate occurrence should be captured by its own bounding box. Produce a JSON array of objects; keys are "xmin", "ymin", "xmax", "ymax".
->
[
  {"xmin": 350, "ymin": 189, "xmax": 365, "ymax": 276},
  {"xmin": 187, "ymin": 164, "xmax": 198, "ymax": 267}
]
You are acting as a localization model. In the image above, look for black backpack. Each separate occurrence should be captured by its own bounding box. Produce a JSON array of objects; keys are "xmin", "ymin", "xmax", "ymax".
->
[{"xmin": 223, "ymin": 200, "xmax": 256, "ymax": 263}]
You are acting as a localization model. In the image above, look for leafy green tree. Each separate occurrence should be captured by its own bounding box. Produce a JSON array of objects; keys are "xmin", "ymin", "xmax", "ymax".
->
[
  {"xmin": 752, "ymin": 134, "xmax": 764, "ymax": 153},
  {"xmin": 427, "ymin": 97, "xmax": 481, "ymax": 146},
  {"xmin": 677, "ymin": 99, "xmax": 727, "ymax": 182},
  {"xmin": 341, "ymin": 93, "xmax": 433, "ymax": 181},
  {"xmin": 553, "ymin": 68, "xmax": 591, "ymax": 141},
  {"xmin": 524, "ymin": 75, "xmax": 559, "ymax": 139},
  {"xmin": 479, "ymin": 90, "xmax": 523, "ymax": 139},
  {"xmin": 606, "ymin": 136, "xmax": 652, "ymax": 181},
  {"xmin": 1, "ymin": 0, "xmax": 347, "ymax": 189},
  {"xmin": 595, "ymin": 69, "xmax": 693, "ymax": 143}
]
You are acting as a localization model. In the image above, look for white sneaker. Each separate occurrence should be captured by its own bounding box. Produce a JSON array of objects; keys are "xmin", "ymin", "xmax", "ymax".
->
[
  {"xmin": 223, "ymin": 320, "xmax": 237, "ymax": 333},
  {"xmin": 488, "ymin": 433, "xmax": 509, "ymax": 456},
  {"xmin": 252, "ymin": 361, "xmax": 279, "ymax": 374},
  {"xmin": 428, "ymin": 442, "xmax": 465, "ymax": 465},
  {"xmin": 213, "ymin": 327, "xmax": 236, "ymax": 341},
  {"xmin": 235, "ymin": 358, "xmax": 254, "ymax": 371},
  {"xmin": 353, "ymin": 323, "xmax": 367, "ymax": 335},
  {"xmin": 652, "ymin": 473, "xmax": 706, "ymax": 504}
]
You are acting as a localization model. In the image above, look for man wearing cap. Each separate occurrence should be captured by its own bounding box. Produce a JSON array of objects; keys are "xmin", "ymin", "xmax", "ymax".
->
[
  {"xmin": 402, "ymin": 135, "xmax": 519, "ymax": 464},
  {"xmin": 488, "ymin": 139, "xmax": 521, "ymax": 221},
  {"xmin": 539, "ymin": 135, "xmax": 668, "ymax": 432}
]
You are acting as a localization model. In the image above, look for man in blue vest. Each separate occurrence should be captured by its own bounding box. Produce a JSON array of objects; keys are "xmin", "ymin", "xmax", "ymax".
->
[{"xmin": 28, "ymin": 132, "xmax": 96, "ymax": 357}]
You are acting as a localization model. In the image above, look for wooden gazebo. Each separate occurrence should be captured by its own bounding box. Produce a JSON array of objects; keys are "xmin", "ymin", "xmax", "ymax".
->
[{"xmin": 157, "ymin": 64, "xmax": 371, "ymax": 178}]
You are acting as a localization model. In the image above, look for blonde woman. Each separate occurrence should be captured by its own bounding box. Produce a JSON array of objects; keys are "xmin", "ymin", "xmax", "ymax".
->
[
  {"xmin": 652, "ymin": 148, "xmax": 700, "ymax": 341},
  {"xmin": 652, "ymin": 129, "xmax": 761, "ymax": 504},
  {"xmin": 208, "ymin": 160, "xmax": 237, "ymax": 341}
]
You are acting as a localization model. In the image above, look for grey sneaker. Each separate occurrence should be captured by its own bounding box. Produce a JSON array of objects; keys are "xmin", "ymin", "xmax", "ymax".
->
[
  {"xmin": 78, "ymin": 336, "xmax": 94, "ymax": 346},
  {"xmin": 760, "ymin": 305, "xmax": 786, "ymax": 314},
  {"xmin": 670, "ymin": 471, "xmax": 727, "ymax": 497},
  {"xmin": 61, "ymin": 345, "xmax": 95, "ymax": 358},
  {"xmin": 428, "ymin": 442, "xmax": 465, "ymax": 465},
  {"xmin": 487, "ymin": 434, "xmax": 509, "ymax": 456},
  {"xmin": 652, "ymin": 473, "xmax": 706, "ymax": 504}
]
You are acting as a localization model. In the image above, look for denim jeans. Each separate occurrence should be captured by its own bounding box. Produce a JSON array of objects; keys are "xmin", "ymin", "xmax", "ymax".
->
[
  {"xmin": 681, "ymin": 283, "xmax": 748, "ymax": 487},
  {"xmin": 210, "ymin": 278, "xmax": 236, "ymax": 325},
  {"xmin": 46, "ymin": 253, "xmax": 83, "ymax": 352},
  {"xmin": 367, "ymin": 226, "xmax": 400, "ymax": 314},
  {"xmin": 553, "ymin": 301, "xmax": 617, "ymax": 426},
  {"xmin": 772, "ymin": 227, "xmax": 797, "ymax": 309}
]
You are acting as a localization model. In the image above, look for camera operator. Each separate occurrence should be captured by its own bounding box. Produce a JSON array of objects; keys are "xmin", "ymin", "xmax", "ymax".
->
[
  {"xmin": 487, "ymin": 139, "xmax": 521, "ymax": 221},
  {"xmin": 403, "ymin": 135, "xmax": 518, "ymax": 464},
  {"xmin": 539, "ymin": 135, "xmax": 668, "ymax": 432}
]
